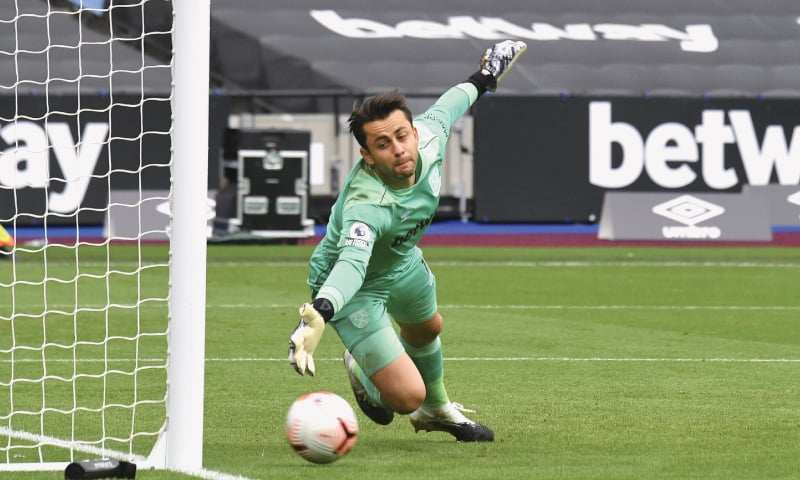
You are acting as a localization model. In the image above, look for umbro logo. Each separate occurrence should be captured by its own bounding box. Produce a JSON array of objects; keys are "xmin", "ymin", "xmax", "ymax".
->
[
  {"xmin": 789, "ymin": 191, "xmax": 800, "ymax": 220},
  {"xmin": 652, "ymin": 194, "xmax": 724, "ymax": 239},
  {"xmin": 652, "ymin": 195, "xmax": 724, "ymax": 226},
  {"xmin": 400, "ymin": 210, "xmax": 413, "ymax": 221},
  {"xmin": 788, "ymin": 191, "xmax": 800, "ymax": 207}
]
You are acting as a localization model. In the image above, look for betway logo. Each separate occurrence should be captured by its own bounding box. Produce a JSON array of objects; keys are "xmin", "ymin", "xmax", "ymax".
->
[
  {"xmin": 311, "ymin": 10, "xmax": 717, "ymax": 52},
  {"xmin": 0, "ymin": 120, "xmax": 108, "ymax": 213},
  {"xmin": 652, "ymin": 194, "xmax": 724, "ymax": 239},
  {"xmin": 589, "ymin": 102, "xmax": 800, "ymax": 189}
]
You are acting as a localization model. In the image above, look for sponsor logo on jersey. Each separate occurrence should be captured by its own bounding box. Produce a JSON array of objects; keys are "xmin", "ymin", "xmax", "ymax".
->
[
  {"xmin": 392, "ymin": 213, "xmax": 434, "ymax": 247},
  {"xmin": 345, "ymin": 221, "xmax": 372, "ymax": 248},
  {"xmin": 652, "ymin": 194, "xmax": 724, "ymax": 239}
]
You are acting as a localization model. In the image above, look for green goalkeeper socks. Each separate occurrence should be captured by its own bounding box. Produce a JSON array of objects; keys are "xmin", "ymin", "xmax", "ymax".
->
[
  {"xmin": 400, "ymin": 336, "xmax": 449, "ymax": 409},
  {"xmin": 354, "ymin": 336, "xmax": 450, "ymax": 410}
]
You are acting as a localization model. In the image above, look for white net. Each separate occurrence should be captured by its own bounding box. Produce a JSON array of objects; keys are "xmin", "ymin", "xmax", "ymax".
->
[{"xmin": 0, "ymin": 0, "xmax": 175, "ymax": 468}]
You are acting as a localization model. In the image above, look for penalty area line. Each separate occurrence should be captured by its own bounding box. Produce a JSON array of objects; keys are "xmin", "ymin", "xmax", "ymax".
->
[
  {"xmin": 208, "ymin": 357, "xmax": 800, "ymax": 364},
  {"xmin": 204, "ymin": 303, "xmax": 800, "ymax": 311},
  {"xmin": 9, "ymin": 357, "xmax": 795, "ymax": 364}
]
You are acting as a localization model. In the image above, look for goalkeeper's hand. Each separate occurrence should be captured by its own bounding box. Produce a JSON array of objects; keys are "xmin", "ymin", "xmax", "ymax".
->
[
  {"xmin": 470, "ymin": 40, "xmax": 527, "ymax": 93},
  {"xmin": 288, "ymin": 298, "xmax": 334, "ymax": 376}
]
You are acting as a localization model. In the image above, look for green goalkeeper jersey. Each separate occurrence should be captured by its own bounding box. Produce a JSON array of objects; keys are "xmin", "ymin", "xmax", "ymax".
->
[{"xmin": 308, "ymin": 82, "xmax": 479, "ymax": 312}]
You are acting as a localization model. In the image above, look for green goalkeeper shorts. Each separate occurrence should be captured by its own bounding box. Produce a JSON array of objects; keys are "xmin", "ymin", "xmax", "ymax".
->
[{"xmin": 320, "ymin": 255, "xmax": 438, "ymax": 377}]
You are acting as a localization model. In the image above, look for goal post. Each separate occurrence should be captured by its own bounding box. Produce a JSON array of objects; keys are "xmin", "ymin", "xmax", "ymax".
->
[
  {"xmin": 0, "ymin": 0, "xmax": 209, "ymax": 473},
  {"xmin": 165, "ymin": 0, "xmax": 210, "ymax": 472}
]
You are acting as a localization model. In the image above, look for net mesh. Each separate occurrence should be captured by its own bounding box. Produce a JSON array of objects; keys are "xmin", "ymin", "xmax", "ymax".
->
[{"xmin": 0, "ymin": 0, "xmax": 173, "ymax": 466}]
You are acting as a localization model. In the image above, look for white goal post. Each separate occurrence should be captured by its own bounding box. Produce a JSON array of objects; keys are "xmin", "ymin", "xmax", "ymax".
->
[{"xmin": 0, "ymin": 0, "xmax": 209, "ymax": 474}]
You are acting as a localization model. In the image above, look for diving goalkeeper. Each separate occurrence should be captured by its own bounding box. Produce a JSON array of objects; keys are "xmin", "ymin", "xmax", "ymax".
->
[{"xmin": 288, "ymin": 40, "xmax": 527, "ymax": 442}]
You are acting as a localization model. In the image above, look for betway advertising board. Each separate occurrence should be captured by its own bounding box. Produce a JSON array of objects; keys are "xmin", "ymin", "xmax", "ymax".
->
[
  {"xmin": 0, "ymin": 95, "xmax": 228, "ymax": 226},
  {"xmin": 474, "ymin": 96, "xmax": 800, "ymax": 223},
  {"xmin": 0, "ymin": 95, "xmax": 167, "ymax": 225}
]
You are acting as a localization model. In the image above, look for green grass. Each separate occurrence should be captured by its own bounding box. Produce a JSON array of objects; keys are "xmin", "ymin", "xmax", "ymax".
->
[{"xmin": 2, "ymin": 244, "xmax": 799, "ymax": 479}]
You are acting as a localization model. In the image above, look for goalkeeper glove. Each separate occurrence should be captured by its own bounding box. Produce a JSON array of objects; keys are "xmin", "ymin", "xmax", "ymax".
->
[
  {"xmin": 468, "ymin": 40, "xmax": 528, "ymax": 94},
  {"xmin": 288, "ymin": 298, "xmax": 334, "ymax": 376}
]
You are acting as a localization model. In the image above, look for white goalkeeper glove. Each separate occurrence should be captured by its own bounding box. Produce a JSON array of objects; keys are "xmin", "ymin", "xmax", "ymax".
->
[
  {"xmin": 468, "ymin": 40, "xmax": 527, "ymax": 93},
  {"xmin": 288, "ymin": 298, "xmax": 334, "ymax": 376}
]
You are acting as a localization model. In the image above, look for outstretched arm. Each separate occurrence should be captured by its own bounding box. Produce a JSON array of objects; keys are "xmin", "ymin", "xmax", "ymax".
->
[{"xmin": 421, "ymin": 40, "xmax": 528, "ymax": 141}]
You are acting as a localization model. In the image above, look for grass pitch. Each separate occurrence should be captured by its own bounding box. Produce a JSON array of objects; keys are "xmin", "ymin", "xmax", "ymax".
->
[{"xmin": 3, "ymin": 244, "xmax": 799, "ymax": 479}]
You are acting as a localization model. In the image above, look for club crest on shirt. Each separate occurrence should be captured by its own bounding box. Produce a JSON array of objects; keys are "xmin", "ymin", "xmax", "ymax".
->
[
  {"xmin": 345, "ymin": 221, "xmax": 371, "ymax": 248},
  {"xmin": 348, "ymin": 308, "xmax": 370, "ymax": 328},
  {"xmin": 428, "ymin": 165, "xmax": 441, "ymax": 197}
]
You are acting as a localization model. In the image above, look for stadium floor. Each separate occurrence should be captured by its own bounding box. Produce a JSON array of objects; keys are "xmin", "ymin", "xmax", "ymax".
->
[
  {"xmin": 8, "ymin": 221, "xmax": 800, "ymax": 247},
  {"xmin": 413, "ymin": 221, "xmax": 800, "ymax": 247}
]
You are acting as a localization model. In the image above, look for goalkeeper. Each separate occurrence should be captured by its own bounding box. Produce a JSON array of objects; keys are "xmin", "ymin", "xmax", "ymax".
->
[{"xmin": 288, "ymin": 41, "xmax": 527, "ymax": 442}]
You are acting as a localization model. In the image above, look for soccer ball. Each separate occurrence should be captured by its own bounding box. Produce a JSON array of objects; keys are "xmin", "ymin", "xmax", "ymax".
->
[{"xmin": 285, "ymin": 391, "xmax": 358, "ymax": 464}]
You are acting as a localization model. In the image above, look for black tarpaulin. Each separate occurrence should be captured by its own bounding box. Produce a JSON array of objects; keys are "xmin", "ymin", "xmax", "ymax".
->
[{"xmin": 209, "ymin": 0, "xmax": 800, "ymax": 97}]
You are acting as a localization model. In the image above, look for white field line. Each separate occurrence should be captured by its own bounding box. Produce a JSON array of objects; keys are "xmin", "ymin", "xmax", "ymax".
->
[
  {"xmin": 205, "ymin": 356, "xmax": 800, "ymax": 363},
  {"xmin": 0, "ymin": 426, "xmax": 149, "ymax": 464},
  {"xmin": 207, "ymin": 303, "xmax": 800, "ymax": 311},
  {"xmin": 3, "ymin": 356, "xmax": 797, "ymax": 364},
  {"xmin": 202, "ymin": 260, "xmax": 800, "ymax": 268},
  {"xmin": 429, "ymin": 260, "xmax": 800, "ymax": 268},
  {"xmin": 9, "ymin": 303, "xmax": 800, "ymax": 311},
  {"xmin": 0, "ymin": 426, "xmax": 258, "ymax": 480},
  {"xmin": 37, "ymin": 260, "xmax": 800, "ymax": 268}
]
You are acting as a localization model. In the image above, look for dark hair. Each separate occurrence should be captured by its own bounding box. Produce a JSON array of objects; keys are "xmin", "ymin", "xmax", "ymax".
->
[{"xmin": 348, "ymin": 90, "xmax": 413, "ymax": 149}]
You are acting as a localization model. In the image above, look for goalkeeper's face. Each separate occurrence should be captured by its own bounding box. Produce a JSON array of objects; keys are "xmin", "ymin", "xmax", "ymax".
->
[{"xmin": 360, "ymin": 109, "xmax": 419, "ymax": 190}]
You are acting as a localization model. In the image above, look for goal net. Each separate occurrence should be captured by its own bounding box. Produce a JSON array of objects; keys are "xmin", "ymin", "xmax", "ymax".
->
[{"xmin": 0, "ymin": 0, "xmax": 208, "ymax": 473}]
